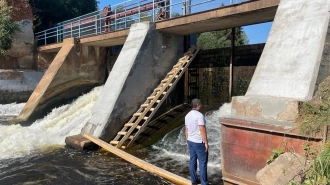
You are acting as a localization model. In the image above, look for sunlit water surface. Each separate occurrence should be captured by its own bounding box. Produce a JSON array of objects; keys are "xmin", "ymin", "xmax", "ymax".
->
[{"xmin": 0, "ymin": 86, "xmax": 229, "ymax": 185}]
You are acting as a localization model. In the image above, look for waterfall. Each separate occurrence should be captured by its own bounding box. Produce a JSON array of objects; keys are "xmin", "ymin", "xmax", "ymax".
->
[
  {"xmin": 0, "ymin": 86, "xmax": 103, "ymax": 160},
  {"xmin": 148, "ymin": 103, "xmax": 231, "ymax": 172},
  {"xmin": 0, "ymin": 83, "xmax": 231, "ymax": 175}
]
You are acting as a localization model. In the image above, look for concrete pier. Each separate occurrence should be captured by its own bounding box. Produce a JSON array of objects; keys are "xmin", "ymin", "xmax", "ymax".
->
[
  {"xmin": 66, "ymin": 22, "xmax": 183, "ymax": 149},
  {"xmin": 231, "ymin": 0, "xmax": 330, "ymax": 122}
]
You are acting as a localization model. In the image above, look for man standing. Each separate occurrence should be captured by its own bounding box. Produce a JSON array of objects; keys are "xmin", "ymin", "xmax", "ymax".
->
[{"xmin": 185, "ymin": 99, "xmax": 208, "ymax": 185}]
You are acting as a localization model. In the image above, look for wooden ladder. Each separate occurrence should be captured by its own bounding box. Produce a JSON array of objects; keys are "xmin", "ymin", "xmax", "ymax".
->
[{"xmin": 110, "ymin": 46, "xmax": 200, "ymax": 149}]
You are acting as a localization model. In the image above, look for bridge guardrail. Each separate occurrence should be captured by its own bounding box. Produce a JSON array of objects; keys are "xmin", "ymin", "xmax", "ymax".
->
[{"xmin": 35, "ymin": 0, "xmax": 248, "ymax": 46}]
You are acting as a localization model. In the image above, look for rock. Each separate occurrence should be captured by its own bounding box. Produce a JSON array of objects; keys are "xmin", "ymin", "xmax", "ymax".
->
[{"xmin": 256, "ymin": 152, "xmax": 311, "ymax": 185}]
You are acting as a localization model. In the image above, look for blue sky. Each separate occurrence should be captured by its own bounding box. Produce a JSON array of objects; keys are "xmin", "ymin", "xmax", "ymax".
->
[{"xmin": 97, "ymin": 0, "xmax": 272, "ymax": 44}]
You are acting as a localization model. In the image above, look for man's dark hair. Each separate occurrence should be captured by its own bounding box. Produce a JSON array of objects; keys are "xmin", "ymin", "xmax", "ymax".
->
[{"xmin": 191, "ymin": 98, "xmax": 201, "ymax": 108}]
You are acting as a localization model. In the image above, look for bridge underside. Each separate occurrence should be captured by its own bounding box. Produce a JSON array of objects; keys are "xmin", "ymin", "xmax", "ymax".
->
[
  {"xmin": 38, "ymin": 0, "xmax": 279, "ymax": 52},
  {"xmin": 156, "ymin": 0, "xmax": 279, "ymax": 35}
]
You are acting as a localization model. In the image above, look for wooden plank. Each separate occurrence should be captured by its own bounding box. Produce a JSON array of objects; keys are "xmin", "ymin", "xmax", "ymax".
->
[
  {"xmin": 141, "ymin": 103, "xmax": 149, "ymax": 107},
  {"xmin": 125, "ymin": 47, "xmax": 200, "ymax": 148},
  {"xmin": 110, "ymin": 140, "xmax": 119, "ymax": 145},
  {"xmin": 133, "ymin": 113, "xmax": 142, "ymax": 117},
  {"xmin": 111, "ymin": 47, "xmax": 199, "ymax": 148},
  {"xmin": 118, "ymin": 131, "xmax": 127, "ymax": 135},
  {"xmin": 125, "ymin": 123, "xmax": 134, "ymax": 127},
  {"xmin": 83, "ymin": 134, "xmax": 191, "ymax": 185}
]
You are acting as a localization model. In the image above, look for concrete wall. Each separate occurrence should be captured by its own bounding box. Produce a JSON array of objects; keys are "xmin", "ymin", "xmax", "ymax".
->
[
  {"xmin": 16, "ymin": 38, "xmax": 107, "ymax": 121},
  {"xmin": 231, "ymin": 0, "xmax": 330, "ymax": 122},
  {"xmin": 0, "ymin": 70, "xmax": 44, "ymax": 104},
  {"xmin": 0, "ymin": 20, "xmax": 35, "ymax": 70},
  {"xmin": 0, "ymin": 1, "xmax": 34, "ymax": 70},
  {"xmin": 246, "ymin": 0, "xmax": 330, "ymax": 100},
  {"xmin": 80, "ymin": 22, "xmax": 183, "ymax": 142}
]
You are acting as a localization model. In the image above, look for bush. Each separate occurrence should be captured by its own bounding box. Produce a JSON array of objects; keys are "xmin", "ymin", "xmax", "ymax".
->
[
  {"xmin": 0, "ymin": 1, "xmax": 21, "ymax": 55},
  {"xmin": 304, "ymin": 143, "xmax": 330, "ymax": 185},
  {"xmin": 297, "ymin": 76, "xmax": 330, "ymax": 136}
]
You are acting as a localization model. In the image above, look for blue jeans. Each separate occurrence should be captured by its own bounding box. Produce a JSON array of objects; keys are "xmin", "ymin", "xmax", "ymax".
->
[{"xmin": 187, "ymin": 140, "xmax": 208, "ymax": 185}]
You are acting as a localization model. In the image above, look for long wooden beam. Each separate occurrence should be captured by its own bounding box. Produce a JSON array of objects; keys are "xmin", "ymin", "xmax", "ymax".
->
[{"xmin": 83, "ymin": 133, "xmax": 191, "ymax": 185}]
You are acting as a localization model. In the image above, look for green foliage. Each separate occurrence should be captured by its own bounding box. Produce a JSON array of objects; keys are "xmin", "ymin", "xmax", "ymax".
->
[
  {"xmin": 297, "ymin": 77, "xmax": 330, "ymax": 136},
  {"xmin": 288, "ymin": 143, "xmax": 330, "ymax": 185},
  {"xmin": 298, "ymin": 103, "xmax": 330, "ymax": 136},
  {"xmin": 232, "ymin": 77, "xmax": 250, "ymax": 96},
  {"xmin": 171, "ymin": 12, "xmax": 181, "ymax": 18},
  {"xmin": 0, "ymin": 2, "xmax": 21, "ymax": 56},
  {"xmin": 266, "ymin": 148, "xmax": 284, "ymax": 165},
  {"xmin": 197, "ymin": 27, "xmax": 249, "ymax": 49},
  {"xmin": 303, "ymin": 143, "xmax": 330, "ymax": 185},
  {"xmin": 140, "ymin": 12, "xmax": 152, "ymax": 22},
  {"xmin": 29, "ymin": 0, "xmax": 98, "ymax": 32}
]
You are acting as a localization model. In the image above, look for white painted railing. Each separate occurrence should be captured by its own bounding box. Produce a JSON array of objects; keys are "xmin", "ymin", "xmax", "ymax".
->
[{"xmin": 35, "ymin": 0, "xmax": 248, "ymax": 45}]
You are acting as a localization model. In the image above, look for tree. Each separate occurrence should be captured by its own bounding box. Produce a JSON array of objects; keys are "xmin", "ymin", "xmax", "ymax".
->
[
  {"xmin": 171, "ymin": 12, "xmax": 181, "ymax": 18},
  {"xmin": 29, "ymin": 0, "xmax": 98, "ymax": 33},
  {"xmin": 140, "ymin": 12, "xmax": 152, "ymax": 22},
  {"xmin": 197, "ymin": 27, "xmax": 249, "ymax": 49},
  {"xmin": 0, "ymin": 2, "xmax": 20, "ymax": 55}
]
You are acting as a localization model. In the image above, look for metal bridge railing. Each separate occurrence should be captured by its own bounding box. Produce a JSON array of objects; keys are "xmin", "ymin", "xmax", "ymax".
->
[{"xmin": 35, "ymin": 0, "xmax": 248, "ymax": 46}]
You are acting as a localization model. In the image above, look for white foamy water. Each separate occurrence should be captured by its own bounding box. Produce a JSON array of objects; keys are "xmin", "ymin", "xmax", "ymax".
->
[
  {"xmin": 149, "ymin": 103, "xmax": 232, "ymax": 171},
  {"xmin": 0, "ymin": 102, "xmax": 25, "ymax": 116},
  {"xmin": 0, "ymin": 86, "xmax": 103, "ymax": 160}
]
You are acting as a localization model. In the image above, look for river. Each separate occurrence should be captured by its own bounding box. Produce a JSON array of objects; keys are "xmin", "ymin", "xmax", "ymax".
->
[{"xmin": 0, "ymin": 86, "xmax": 229, "ymax": 185}]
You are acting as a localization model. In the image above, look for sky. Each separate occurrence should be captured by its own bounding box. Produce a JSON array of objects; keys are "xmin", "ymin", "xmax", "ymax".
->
[{"xmin": 97, "ymin": 0, "xmax": 272, "ymax": 45}]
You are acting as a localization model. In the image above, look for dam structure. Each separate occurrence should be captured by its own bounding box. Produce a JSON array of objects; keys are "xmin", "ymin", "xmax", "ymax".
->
[
  {"xmin": 17, "ymin": 0, "xmax": 279, "ymax": 144},
  {"xmin": 11, "ymin": 0, "xmax": 330, "ymax": 184}
]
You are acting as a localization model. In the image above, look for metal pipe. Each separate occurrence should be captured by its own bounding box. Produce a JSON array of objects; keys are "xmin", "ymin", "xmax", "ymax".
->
[
  {"xmin": 78, "ymin": 17, "xmax": 81, "ymax": 38},
  {"xmin": 138, "ymin": 0, "xmax": 141, "ymax": 23},
  {"xmin": 152, "ymin": 0, "xmax": 155, "ymax": 22},
  {"xmin": 115, "ymin": 8, "xmax": 117, "ymax": 30},
  {"xmin": 70, "ymin": 22, "xmax": 73, "ymax": 38},
  {"xmin": 125, "ymin": 2, "xmax": 127, "ymax": 28},
  {"xmin": 170, "ymin": 0, "xmax": 172, "ymax": 18},
  {"xmin": 95, "ymin": 15, "xmax": 97, "ymax": 35},
  {"xmin": 229, "ymin": 27, "xmax": 235, "ymax": 99},
  {"xmin": 44, "ymin": 31, "xmax": 46, "ymax": 45},
  {"xmin": 56, "ymin": 27, "xmax": 58, "ymax": 42}
]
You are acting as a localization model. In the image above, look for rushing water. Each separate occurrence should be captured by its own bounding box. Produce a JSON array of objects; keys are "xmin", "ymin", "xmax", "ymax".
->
[{"xmin": 0, "ymin": 86, "xmax": 230, "ymax": 185}]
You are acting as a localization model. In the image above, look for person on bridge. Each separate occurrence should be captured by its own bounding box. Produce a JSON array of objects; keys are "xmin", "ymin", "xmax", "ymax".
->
[{"xmin": 185, "ymin": 98, "xmax": 209, "ymax": 185}]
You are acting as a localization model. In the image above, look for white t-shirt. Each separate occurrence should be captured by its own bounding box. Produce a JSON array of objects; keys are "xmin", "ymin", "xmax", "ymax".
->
[{"xmin": 185, "ymin": 109, "xmax": 206, "ymax": 143}]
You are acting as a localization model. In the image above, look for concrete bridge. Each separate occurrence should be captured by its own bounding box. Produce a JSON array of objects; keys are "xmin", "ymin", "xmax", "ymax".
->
[
  {"xmin": 38, "ymin": 0, "xmax": 279, "ymax": 51},
  {"xmin": 14, "ymin": 0, "xmax": 330, "ymax": 184}
]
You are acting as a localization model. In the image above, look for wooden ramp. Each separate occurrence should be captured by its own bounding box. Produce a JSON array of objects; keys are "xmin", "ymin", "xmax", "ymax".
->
[
  {"xmin": 83, "ymin": 134, "xmax": 191, "ymax": 185},
  {"xmin": 134, "ymin": 103, "xmax": 191, "ymax": 145},
  {"xmin": 110, "ymin": 46, "xmax": 200, "ymax": 149}
]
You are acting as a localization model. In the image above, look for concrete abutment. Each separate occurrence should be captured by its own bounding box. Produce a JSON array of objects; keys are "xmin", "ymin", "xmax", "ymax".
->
[{"xmin": 15, "ymin": 38, "xmax": 107, "ymax": 122}]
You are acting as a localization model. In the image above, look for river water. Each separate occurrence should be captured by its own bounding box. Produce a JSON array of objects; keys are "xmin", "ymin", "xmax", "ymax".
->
[{"xmin": 0, "ymin": 86, "xmax": 229, "ymax": 185}]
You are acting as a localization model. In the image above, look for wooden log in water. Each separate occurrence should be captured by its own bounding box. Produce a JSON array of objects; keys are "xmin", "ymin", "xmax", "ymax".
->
[{"xmin": 83, "ymin": 133, "xmax": 191, "ymax": 185}]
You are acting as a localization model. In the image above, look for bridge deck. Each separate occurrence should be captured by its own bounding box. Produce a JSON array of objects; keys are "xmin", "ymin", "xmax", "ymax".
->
[{"xmin": 38, "ymin": 0, "xmax": 279, "ymax": 52}]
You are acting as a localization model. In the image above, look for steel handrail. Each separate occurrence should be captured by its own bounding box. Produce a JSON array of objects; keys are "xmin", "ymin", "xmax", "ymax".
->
[{"xmin": 35, "ymin": 0, "xmax": 248, "ymax": 46}]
